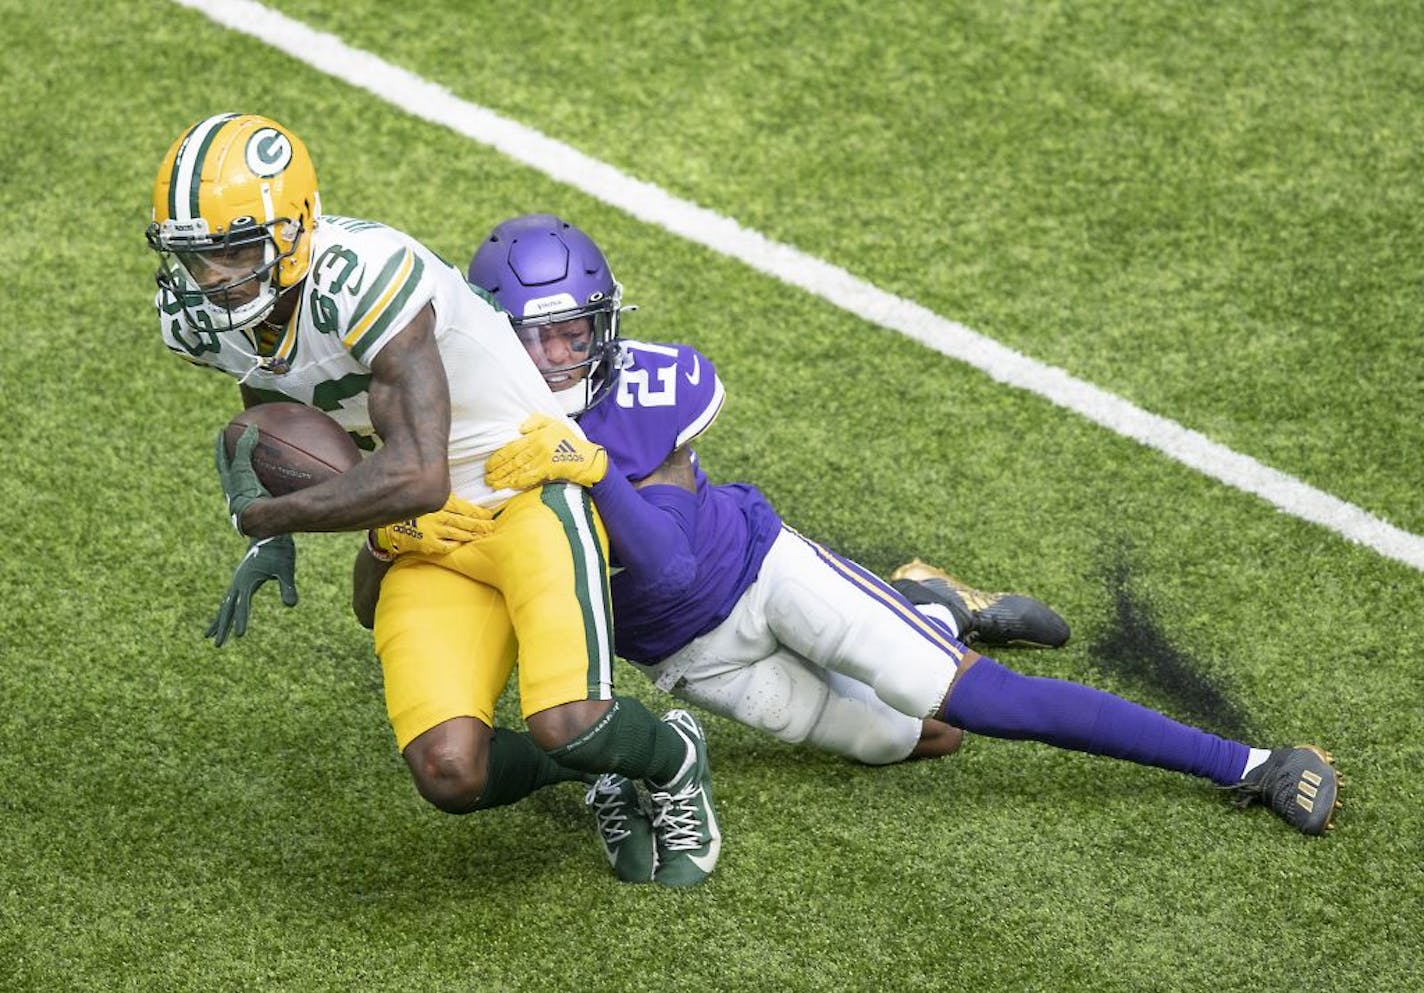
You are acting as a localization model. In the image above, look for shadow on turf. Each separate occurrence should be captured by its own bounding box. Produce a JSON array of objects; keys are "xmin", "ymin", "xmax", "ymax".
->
[{"xmin": 1087, "ymin": 559, "xmax": 1257, "ymax": 743}]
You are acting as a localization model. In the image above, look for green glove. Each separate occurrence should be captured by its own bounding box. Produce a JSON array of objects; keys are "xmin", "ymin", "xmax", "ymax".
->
[
  {"xmin": 215, "ymin": 424, "xmax": 268, "ymax": 535},
  {"xmin": 205, "ymin": 535, "xmax": 298, "ymax": 647}
]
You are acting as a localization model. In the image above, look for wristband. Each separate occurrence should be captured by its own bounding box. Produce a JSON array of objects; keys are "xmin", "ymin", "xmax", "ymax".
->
[{"xmin": 365, "ymin": 528, "xmax": 394, "ymax": 562}]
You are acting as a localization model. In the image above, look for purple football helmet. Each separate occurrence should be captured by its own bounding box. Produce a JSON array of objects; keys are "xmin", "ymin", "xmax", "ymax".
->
[{"xmin": 468, "ymin": 213, "xmax": 624, "ymax": 415}]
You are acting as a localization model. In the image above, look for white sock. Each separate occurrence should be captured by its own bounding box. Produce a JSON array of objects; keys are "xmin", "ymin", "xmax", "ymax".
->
[
  {"xmin": 914, "ymin": 602, "xmax": 961, "ymax": 639},
  {"xmin": 1238, "ymin": 747, "xmax": 1273, "ymax": 781}
]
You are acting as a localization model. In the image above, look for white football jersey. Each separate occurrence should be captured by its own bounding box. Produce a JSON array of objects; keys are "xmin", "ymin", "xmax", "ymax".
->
[{"xmin": 158, "ymin": 215, "xmax": 574, "ymax": 506}]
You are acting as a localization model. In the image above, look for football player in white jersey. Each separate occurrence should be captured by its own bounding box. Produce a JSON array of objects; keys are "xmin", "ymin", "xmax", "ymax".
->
[
  {"xmin": 147, "ymin": 116, "xmax": 720, "ymax": 887},
  {"xmin": 446, "ymin": 215, "xmax": 1340, "ymax": 869}
]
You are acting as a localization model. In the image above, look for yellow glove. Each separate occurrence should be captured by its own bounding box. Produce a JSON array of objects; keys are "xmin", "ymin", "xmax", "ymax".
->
[
  {"xmin": 485, "ymin": 413, "xmax": 608, "ymax": 491},
  {"xmin": 367, "ymin": 494, "xmax": 495, "ymax": 560}
]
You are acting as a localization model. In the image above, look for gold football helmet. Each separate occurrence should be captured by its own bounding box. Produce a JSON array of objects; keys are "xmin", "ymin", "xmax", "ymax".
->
[{"xmin": 147, "ymin": 113, "xmax": 321, "ymax": 339}]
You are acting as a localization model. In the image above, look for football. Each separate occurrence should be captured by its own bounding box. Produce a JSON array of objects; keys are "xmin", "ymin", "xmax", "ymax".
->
[{"xmin": 223, "ymin": 402, "xmax": 362, "ymax": 496}]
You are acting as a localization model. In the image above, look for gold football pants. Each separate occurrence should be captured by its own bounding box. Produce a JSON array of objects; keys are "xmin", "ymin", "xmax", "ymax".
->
[{"xmin": 373, "ymin": 482, "xmax": 614, "ymax": 750}]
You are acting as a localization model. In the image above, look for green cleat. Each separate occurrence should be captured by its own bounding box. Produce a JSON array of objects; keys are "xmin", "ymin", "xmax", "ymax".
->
[
  {"xmin": 585, "ymin": 774, "xmax": 656, "ymax": 883},
  {"xmin": 889, "ymin": 558, "xmax": 1071, "ymax": 649},
  {"xmin": 647, "ymin": 709, "xmax": 722, "ymax": 888},
  {"xmin": 1231, "ymin": 745, "xmax": 1342, "ymax": 836}
]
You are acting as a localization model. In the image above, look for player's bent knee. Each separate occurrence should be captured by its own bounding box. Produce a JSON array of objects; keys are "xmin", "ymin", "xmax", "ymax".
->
[
  {"xmin": 805, "ymin": 695, "xmax": 922, "ymax": 765},
  {"xmin": 408, "ymin": 750, "xmax": 486, "ymax": 813},
  {"xmin": 403, "ymin": 721, "xmax": 489, "ymax": 814},
  {"xmin": 870, "ymin": 658, "xmax": 955, "ymax": 722}
]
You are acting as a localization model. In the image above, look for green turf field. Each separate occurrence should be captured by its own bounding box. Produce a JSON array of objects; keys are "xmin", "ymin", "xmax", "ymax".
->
[{"xmin": 3, "ymin": 1, "xmax": 1422, "ymax": 990}]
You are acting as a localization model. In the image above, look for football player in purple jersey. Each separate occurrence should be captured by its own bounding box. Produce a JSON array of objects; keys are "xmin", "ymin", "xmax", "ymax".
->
[
  {"xmin": 356, "ymin": 214, "xmax": 1342, "ymax": 880},
  {"xmin": 467, "ymin": 216, "xmax": 1076, "ymax": 773}
]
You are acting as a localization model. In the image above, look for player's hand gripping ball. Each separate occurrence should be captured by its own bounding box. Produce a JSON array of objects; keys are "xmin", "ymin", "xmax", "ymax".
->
[
  {"xmin": 208, "ymin": 404, "xmax": 362, "ymax": 646},
  {"xmin": 222, "ymin": 402, "xmax": 362, "ymax": 497}
]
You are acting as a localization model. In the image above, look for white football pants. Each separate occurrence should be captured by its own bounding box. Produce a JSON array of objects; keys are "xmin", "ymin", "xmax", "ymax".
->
[{"xmin": 639, "ymin": 527, "xmax": 966, "ymax": 765}]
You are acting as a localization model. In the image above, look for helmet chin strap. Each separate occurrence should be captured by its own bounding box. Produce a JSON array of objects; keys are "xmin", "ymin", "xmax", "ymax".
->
[
  {"xmin": 230, "ymin": 334, "xmax": 291, "ymax": 385},
  {"xmin": 232, "ymin": 339, "xmax": 268, "ymax": 386},
  {"xmin": 234, "ymin": 284, "xmax": 301, "ymax": 382}
]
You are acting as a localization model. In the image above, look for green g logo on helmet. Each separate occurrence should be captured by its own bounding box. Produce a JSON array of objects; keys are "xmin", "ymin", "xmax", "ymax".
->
[{"xmin": 246, "ymin": 127, "xmax": 294, "ymax": 178}]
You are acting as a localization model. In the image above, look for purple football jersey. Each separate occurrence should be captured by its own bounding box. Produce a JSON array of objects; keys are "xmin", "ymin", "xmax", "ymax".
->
[{"xmin": 578, "ymin": 340, "xmax": 782, "ymax": 663}]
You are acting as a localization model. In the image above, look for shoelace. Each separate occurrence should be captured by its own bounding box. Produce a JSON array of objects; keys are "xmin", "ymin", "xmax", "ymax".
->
[
  {"xmin": 1228, "ymin": 755, "xmax": 1296, "ymax": 811},
  {"xmin": 585, "ymin": 780, "xmax": 635, "ymax": 844},
  {"xmin": 1230, "ymin": 760, "xmax": 1316, "ymax": 825},
  {"xmin": 649, "ymin": 784, "xmax": 706, "ymax": 852}
]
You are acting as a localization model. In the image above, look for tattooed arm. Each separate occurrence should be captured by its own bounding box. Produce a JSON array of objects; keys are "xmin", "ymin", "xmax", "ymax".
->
[{"xmin": 236, "ymin": 303, "xmax": 452, "ymax": 538}]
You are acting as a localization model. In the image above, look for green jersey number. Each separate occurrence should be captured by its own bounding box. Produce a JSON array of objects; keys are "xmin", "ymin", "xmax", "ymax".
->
[
  {"xmin": 313, "ymin": 373, "xmax": 377, "ymax": 450},
  {"xmin": 245, "ymin": 373, "xmax": 377, "ymax": 451},
  {"xmin": 309, "ymin": 245, "xmax": 362, "ymax": 336},
  {"xmin": 160, "ymin": 287, "xmax": 222, "ymax": 357}
]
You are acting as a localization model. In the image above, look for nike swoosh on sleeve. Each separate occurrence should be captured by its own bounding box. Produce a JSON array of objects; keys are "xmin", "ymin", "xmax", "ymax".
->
[{"xmin": 685, "ymin": 355, "xmax": 701, "ymax": 385}]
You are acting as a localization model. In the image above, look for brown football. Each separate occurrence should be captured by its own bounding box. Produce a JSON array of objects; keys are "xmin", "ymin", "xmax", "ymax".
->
[{"xmin": 223, "ymin": 402, "xmax": 362, "ymax": 496}]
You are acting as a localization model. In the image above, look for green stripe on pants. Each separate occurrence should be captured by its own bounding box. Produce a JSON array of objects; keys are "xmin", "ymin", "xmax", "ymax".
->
[{"xmin": 539, "ymin": 482, "xmax": 614, "ymax": 696}]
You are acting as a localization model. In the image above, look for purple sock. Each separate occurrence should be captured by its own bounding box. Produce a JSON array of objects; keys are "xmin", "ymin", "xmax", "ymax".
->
[{"xmin": 941, "ymin": 657, "xmax": 1249, "ymax": 785}]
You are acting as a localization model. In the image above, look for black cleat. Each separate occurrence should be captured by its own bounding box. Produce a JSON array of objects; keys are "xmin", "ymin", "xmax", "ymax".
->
[
  {"xmin": 1231, "ymin": 745, "xmax": 1341, "ymax": 836},
  {"xmin": 889, "ymin": 559, "xmax": 1071, "ymax": 649}
]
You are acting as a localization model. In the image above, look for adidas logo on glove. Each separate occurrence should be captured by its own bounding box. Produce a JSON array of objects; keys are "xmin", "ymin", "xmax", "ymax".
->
[{"xmin": 551, "ymin": 439, "xmax": 585, "ymax": 464}]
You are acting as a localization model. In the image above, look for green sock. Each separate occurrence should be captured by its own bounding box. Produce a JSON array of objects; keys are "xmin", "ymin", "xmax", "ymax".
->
[
  {"xmin": 473, "ymin": 728, "xmax": 588, "ymax": 811},
  {"xmin": 548, "ymin": 697, "xmax": 687, "ymax": 787}
]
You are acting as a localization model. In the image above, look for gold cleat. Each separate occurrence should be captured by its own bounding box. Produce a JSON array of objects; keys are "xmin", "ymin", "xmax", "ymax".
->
[
  {"xmin": 888, "ymin": 558, "xmax": 1071, "ymax": 649},
  {"xmin": 1231, "ymin": 744, "xmax": 1342, "ymax": 836}
]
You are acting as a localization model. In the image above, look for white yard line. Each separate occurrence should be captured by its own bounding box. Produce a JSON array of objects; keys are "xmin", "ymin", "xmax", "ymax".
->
[{"xmin": 176, "ymin": 0, "xmax": 1424, "ymax": 572}]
